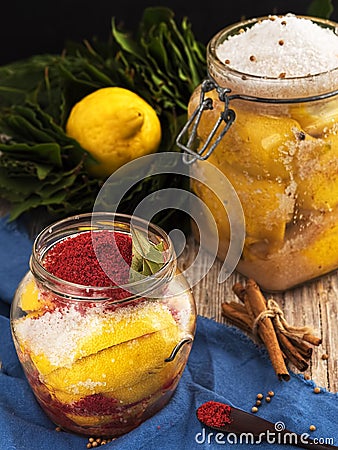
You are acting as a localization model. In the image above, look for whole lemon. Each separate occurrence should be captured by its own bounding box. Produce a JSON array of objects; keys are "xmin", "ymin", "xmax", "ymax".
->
[{"xmin": 66, "ymin": 87, "xmax": 162, "ymax": 178}]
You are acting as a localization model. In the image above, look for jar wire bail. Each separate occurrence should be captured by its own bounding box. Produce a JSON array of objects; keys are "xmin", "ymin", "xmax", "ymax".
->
[
  {"xmin": 176, "ymin": 76, "xmax": 236, "ymax": 164},
  {"xmin": 165, "ymin": 336, "xmax": 194, "ymax": 362}
]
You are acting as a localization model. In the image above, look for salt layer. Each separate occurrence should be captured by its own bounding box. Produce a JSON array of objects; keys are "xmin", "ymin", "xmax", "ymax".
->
[
  {"xmin": 13, "ymin": 301, "xmax": 177, "ymax": 369},
  {"xmin": 213, "ymin": 14, "xmax": 338, "ymax": 98},
  {"xmin": 217, "ymin": 14, "xmax": 338, "ymax": 78}
]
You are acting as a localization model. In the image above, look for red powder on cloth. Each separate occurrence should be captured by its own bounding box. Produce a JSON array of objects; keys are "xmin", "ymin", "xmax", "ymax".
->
[
  {"xmin": 196, "ymin": 401, "xmax": 233, "ymax": 428},
  {"xmin": 43, "ymin": 230, "xmax": 132, "ymax": 287}
]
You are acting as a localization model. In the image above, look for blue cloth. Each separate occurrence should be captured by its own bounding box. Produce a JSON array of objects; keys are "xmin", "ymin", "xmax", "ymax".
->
[
  {"xmin": 0, "ymin": 216, "xmax": 32, "ymax": 305},
  {"xmin": 1, "ymin": 216, "xmax": 338, "ymax": 449}
]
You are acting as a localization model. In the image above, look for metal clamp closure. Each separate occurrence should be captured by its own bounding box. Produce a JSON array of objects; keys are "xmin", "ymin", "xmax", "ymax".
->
[
  {"xmin": 176, "ymin": 76, "xmax": 236, "ymax": 163},
  {"xmin": 165, "ymin": 336, "xmax": 193, "ymax": 362}
]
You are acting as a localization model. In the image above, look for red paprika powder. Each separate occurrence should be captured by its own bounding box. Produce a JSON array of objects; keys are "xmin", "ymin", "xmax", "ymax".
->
[
  {"xmin": 197, "ymin": 401, "xmax": 233, "ymax": 428},
  {"xmin": 43, "ymin": 230, "xmax": 132, "ymax": 287}
]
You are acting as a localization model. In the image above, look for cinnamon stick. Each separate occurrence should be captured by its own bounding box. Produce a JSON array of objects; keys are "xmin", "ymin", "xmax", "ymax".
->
[
  {"xmin": 303, "ymin": 333, "xmax": 322, "ymax": 346},
  {"xmin": 221, "ymin": 302, "xmax": 253, "ymax": 335},
  {"xmin": 275, "ymin": 328, "xmax": 309, "ymax": 372},
  {"xmin": 241, "ymin": 279, "xmax": 290, "ymax": 381},
  {"xmin": 287, "ymin": 335, "xmax": 313, "ymax": 360},
  {"xmin": 232, "ymin": 282, "xmax": 246, "ymax": 302}
]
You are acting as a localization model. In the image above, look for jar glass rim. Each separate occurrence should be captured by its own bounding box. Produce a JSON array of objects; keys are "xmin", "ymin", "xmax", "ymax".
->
[
  {"xmin": 208, "ymin": 15, "xmax": 338, "ymax": 88},
  {"xmin": 30, "ymin": 212, "xmax": 176, "ymax": 301}
]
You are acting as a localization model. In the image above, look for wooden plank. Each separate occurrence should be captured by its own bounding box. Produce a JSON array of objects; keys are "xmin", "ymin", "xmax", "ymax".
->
[{"xmin": 321, "ymin": 275, "xmax": 338, "ymax": 391}]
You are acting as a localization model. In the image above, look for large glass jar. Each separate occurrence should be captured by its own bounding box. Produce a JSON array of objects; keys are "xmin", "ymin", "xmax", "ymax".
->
[
  {"xmin": 10, "ymin": 212, "xmax": 196, "ymax": 437},
  {"xmin": 186, "ymin": 15, "xmax": 338, "ymax": 291}
]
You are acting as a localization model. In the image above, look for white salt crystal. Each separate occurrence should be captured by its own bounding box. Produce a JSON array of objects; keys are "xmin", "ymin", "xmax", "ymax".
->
[
  {"xmin": 217, "ymin": 14, "xmax": 338, "ymax": 78},
  {"xmin": 214, "ymin": 14, "xmax": 338, "ymax": 98},
  {"xmin": 13, "ymin": 300, "xmax": 176, "ymax": 368}
]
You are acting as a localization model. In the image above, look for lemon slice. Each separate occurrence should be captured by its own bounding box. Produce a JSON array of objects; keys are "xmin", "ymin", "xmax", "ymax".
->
[
  {"xmin": 290, "ymin": 98, "xmax": 338, "ymax": 137},
  {"xmin": 44, "ymin": 325, "xmax": 181, "ymax": 404},
  {"xmin": 294, "ymin": 137, "xmax": 338, "ymax": 211},
  {"xmin": 19, "ymin": 278, "xmax": 41, "ymax": 312},
  {"xmin": 204, "ymin": 105, "xmax": 305, "ymax": 180}
]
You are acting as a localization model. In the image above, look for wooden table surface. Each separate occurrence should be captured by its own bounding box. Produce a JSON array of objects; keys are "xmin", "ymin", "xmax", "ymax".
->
[{"xmin": 178, "ymin": 234, "xmax": 338, "ymax": 392}]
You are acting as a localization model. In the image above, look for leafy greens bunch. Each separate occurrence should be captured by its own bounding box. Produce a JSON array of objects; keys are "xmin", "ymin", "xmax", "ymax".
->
[
  {"xmin": 0, "ymin": 7, "xmax": 206, "ymax": 222},
  {"xmin": 0, "ymin": 2, "xmax": 334, "ymax": 225}
]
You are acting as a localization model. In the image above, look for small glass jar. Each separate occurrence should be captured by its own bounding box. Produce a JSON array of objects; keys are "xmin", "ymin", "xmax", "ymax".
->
[
  {"xmin": 186, "ymin": 15, "xmax": 338, "ymax": 291},
  {"xmin": 10, "ymin": 212, "xmax": 196, "ymax": 437}
]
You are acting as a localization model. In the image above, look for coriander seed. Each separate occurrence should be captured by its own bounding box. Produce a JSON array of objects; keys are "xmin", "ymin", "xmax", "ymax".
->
[
  {"xmin": 267, "ymin": 391, "xmax": 275, "ymax": 397},
  {"xmin": 252, "ymin": 406, "xmax": 258, "ymax": 413},
  {"xmin": 256, "ymin": 393, "xmax": 264, "ymax": 400},
  {"xmin": 309, "ymin": 425, "xmax": 317, "ymax": 432},
  {"xmin": 265, "ymin": 396, "xmax": 271, "ymax": 403},
  {"xmin": 256, "ymin": 400, "xmax": 262, "ymax": 406},
  {"xmin": 296, "ymin": 131, "xmax": 306, "ymax": 141},
  {"xmin": 313, "ymin": 387, "xmax": 321, "ymax": 394}
]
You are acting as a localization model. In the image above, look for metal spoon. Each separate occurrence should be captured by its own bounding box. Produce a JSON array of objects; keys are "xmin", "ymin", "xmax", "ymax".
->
[{"xmin": 196, "ymin": 401, "xmax": 337, "ymax": 449}]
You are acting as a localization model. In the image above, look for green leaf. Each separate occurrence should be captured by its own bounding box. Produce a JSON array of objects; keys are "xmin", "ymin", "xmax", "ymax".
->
[
  {"xmin": 9, "ymin": 195, "xmax": 45, "ymax": 220},
  {"xmin": 35, "ymin": 163, "xmax": 54, "ymax": 180},
  {"xmin": 307, "ymin": 0, "xmax": 334, "ymax": 18},
  {"xmin": 36, "ymin": 173, "xmax": 76, "ymax": 197},
  {"xmin": 0, "ymin": 142, "xmax": 63, "ymax": 167},
  {"xmin": 111, "ymin": 18, "xmax": 146, "ymax": 62},
  {"xmin": 130, "ymin": 225, "xmax": 165, "ymax": 280}
]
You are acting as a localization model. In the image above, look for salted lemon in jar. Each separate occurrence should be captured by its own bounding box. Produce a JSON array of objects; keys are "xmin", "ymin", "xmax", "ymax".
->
[
  {"xmin": 10, "ymin": 213, "xmax": 196, "ymax": 437},
  {"xmin": 186, "ymin": 14, "xmax": 338, "ymax": 291}
]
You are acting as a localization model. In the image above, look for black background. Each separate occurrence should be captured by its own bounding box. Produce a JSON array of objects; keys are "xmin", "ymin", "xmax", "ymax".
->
[{"xmin": 1, "ymin": 0, "xmax": 338, "ymax": 65}]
